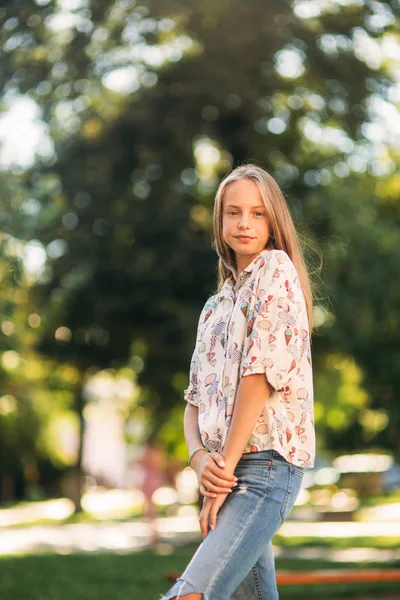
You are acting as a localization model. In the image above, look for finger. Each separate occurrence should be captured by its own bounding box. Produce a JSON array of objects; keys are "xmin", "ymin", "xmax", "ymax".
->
[
  {"xmin": 209, "ymin": 451, "xmax": 226, "ymax": 469},
  {"xmin": 209, "ymin": 454, "xmax": 237, "ymax": 480},
  {"xmin": 199, "ymin": 513, "xmax": 207, "ymax": 538},
  {"xmin": 200, "ymin": 475, "xmax": 237, "ymax": 492},
  {"xmin": 199, "ymin": 504, "xmax": 211, "ymax": 538},
  {"xmin": 207, "ymin": 465, "xmax": 238, "ymax": 483},
  {"xmin": 206, "ymin": 470, "xmax": 236, "ymax": 485},
  {"xmin": 199, "ymin": 514, "xmax": 207, "ymax": 538},
  {"xmin": 199, "ymin": 484, "xmax": 217, "ymax": 498},
  {"xmin": 204, "ymin": 481, "xmax": 235, "ymax": 494},
  {"xmin": 210, "ymin": 506, "xmax": 219, "ymax": 531},
  {"xmin": 203, "ymin": 470, "xmax": 237, "ymax": 488},
  {"xmin": 202, "ymin": 475, "xmax": 235, "ymax": 492}
]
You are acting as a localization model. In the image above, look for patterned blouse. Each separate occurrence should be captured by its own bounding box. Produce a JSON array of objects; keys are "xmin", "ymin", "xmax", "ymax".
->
[{"xmin": 184, "ymin": 248, "xmax": 315, "ymax": 469}]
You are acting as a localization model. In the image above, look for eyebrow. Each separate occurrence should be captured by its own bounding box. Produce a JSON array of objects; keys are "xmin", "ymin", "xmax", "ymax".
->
[{"xmin": 225, "ymin": 204, "xmax": 265, "ymax": 209}]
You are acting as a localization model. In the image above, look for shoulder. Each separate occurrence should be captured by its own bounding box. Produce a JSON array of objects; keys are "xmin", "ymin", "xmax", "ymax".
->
[
  {"xmin": 204, "ymin": 291, "xmax": 220, "ymax": 306},
  {"xmin": 265, "ymin": 248, "xmax": 294, "ymax": 267},
  {"xmin": 257, "ymin": 249, "xmax": 298, "ymax": 283},
  {"xmin": 197, "ymin": 293, "xmax": 218, "ymax": 321},
  {"xmin": 189, "ymin": 293, "xmax": 218, "ymax": 335}
]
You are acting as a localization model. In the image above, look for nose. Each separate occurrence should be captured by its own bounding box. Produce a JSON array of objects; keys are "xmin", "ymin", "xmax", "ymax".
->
[{"xmin": 238, "ymin": 216, "xmax": 249, "ymax": 229}]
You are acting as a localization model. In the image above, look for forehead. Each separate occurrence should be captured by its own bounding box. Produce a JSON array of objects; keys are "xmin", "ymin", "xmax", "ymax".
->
[{"xmin": 223, "ymin": 178, "xmax": 263, "ymax": 207}]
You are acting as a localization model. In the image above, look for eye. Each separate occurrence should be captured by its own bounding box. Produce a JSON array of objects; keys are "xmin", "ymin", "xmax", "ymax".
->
[
  {"xmin": 227, "ymin": 211, "xmax": 238, "ymax": 215},
  {"xmin": 254, "ymin": 211, "xmax": 265, "ymax": 216}
]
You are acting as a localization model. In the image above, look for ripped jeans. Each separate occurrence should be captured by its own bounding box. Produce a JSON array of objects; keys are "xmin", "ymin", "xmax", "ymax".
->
[{"xmin": 160, "ymin": 449, "xmax": 304, "ymax": 600}]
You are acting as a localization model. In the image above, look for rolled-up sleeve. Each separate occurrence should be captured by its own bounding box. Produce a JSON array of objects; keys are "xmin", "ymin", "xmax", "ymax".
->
[{"xmin": 240, "ymin": 253, "xmax": 310, "ymax": 393}]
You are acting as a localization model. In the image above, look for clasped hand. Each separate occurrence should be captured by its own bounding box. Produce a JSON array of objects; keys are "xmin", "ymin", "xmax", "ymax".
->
[{"xmin": 192, "ymin": 451, "xmax": 237, "ymax": 538}]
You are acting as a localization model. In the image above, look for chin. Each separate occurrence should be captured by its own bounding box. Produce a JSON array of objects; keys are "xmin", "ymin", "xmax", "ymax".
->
[{"xmin": 231, "ymin": 241, "xmax": 261, "ymax": 251}]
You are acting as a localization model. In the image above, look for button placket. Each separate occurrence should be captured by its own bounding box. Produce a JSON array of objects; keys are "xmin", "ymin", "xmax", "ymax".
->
[{"xmin": 223, "ymin": 293, "xmax": 235, "ymax": 358}]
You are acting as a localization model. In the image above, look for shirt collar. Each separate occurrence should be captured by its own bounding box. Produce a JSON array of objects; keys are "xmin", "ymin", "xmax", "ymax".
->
[{"xmin": 219, "ymin": 248, "xmax": 271, "ymax": 300}]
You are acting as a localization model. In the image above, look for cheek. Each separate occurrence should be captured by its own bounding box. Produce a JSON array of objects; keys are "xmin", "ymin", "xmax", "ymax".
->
[
  {"xmin": 257, "ymin": 221, "xmax": 269, "ymax": 235},
  {"xmin": 222, "ymin": 219, "xmax": 233, "ymax": 236}
]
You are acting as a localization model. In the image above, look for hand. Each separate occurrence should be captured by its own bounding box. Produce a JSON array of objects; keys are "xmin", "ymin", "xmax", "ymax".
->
[
  {"xmin": 190, "ymin": 451, "xmax": 237, "ymax": 498},
  {"xmin": 199, "ymin": 492, "xmax": 229, "ymax": 538}
]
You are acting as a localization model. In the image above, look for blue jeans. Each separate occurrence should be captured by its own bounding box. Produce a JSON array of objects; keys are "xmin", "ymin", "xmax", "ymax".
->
[{"xmin": 160, "ymin": 449, "xmax": 304, "ymax": 600}]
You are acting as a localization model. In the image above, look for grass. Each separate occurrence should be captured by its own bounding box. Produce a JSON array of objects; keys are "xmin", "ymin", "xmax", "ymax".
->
[
  {"xmin": 0, "ymin": 544, "xmax": 399, "ymax": 600},
  {"xmin": 273, "ymin": 534, "xmax": 400, "ymax": 550},
  {"xmin": 1, "ymin": 491, "xmax": 400, "ymax": 598},
  {"xmin": 356, "ymin": 490, "xmax": 400, "ymax": 508}
]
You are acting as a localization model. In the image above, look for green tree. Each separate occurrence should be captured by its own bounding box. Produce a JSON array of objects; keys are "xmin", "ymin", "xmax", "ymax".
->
[{"xmin": 0, "ymin": 0, "xmax": 399, "ymax": 504}]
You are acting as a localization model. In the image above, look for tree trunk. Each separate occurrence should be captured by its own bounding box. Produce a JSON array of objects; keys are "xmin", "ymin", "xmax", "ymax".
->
[{"xmin": 61, "ymin": 383, "xmax": 85, "ymax": 513}]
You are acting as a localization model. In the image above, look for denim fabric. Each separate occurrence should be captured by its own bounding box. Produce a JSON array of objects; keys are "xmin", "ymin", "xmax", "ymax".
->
[{"xmin": 160, "ymin": 449, "xmax": 304, "ymax": 600}]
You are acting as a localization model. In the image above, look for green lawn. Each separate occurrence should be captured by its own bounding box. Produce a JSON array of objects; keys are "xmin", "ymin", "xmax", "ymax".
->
[
  {"xmin": 273, "ymin": 534, "xmax": 400, "ymax": 550},
  {"xmin": 0, "ymin": 544, "xmax": 399, "ymax": 600}
]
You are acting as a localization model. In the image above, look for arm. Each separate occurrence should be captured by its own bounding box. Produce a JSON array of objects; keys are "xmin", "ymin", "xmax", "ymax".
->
[
  {"xmin": 184, "ymin": 402, "xmax": 237, "ymax": 495},
  {"xmin": 221, "ymin": 373, "xmax": 273, "ymax": 473},
  {"xmin": 202, "ymin": 252, "xmax": 310, "ymax": 534},
  {"xmin": 184, "ymin": 403, "xmax": 207, "ymax": 468},
  {"xmin": 222, "ymin": 251, "xmax": 308, "ymax": 474},
  {"xmin": 199, "ymin": 373, "xmax": 272, "ymax": 536}
]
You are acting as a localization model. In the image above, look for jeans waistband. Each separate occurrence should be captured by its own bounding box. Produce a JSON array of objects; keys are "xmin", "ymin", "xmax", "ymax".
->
[{"xmin": 239, "ymin": 449, "xmax": 284, "ymax": 461}]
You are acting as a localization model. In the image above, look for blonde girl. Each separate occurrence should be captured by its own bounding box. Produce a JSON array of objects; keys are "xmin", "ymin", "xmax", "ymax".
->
[{"xmin": 161, "ymin": 164, "xmax": 316, "ymax": 600}]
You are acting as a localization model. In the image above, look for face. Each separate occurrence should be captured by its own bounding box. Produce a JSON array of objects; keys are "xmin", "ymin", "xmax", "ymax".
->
[{"xmin": 222, "ymin": 178, "xmax": 270, "ymax": 266}]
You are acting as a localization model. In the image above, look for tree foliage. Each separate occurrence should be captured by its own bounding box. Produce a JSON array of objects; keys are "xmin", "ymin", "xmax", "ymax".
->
[{"xmin": 1, "ymin": 0, "xmax": 400, "ymax": 499}]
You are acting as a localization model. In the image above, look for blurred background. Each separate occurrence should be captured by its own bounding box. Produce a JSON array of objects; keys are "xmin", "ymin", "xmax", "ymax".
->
[{"xmin": 1, "ymin": 0, "xmax": 400, "ymax": 598}]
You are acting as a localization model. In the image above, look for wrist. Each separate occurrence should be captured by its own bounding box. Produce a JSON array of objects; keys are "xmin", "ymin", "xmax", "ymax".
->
[
  {"xmin": 221, "ymin": 454, "xmax": 238, "ymax": 474},
  {"xmin": 188, "ymin": 448, "xmax": 208, "ymax": 469}
]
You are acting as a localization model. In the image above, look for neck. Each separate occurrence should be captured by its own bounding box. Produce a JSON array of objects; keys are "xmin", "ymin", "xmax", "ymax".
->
[{"xmin": 235, "ymin": 252, "xmax": 258, "ymax": 278}]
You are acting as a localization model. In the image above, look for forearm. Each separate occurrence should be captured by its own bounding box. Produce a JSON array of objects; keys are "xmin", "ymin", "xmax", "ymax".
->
[
  {"xmin": 184, "ymin": 403, "xmax": 208, "ymax": 468},
  {"xmin": 222, "ymin": 373, "xmax": 272, "ymax": 473}
]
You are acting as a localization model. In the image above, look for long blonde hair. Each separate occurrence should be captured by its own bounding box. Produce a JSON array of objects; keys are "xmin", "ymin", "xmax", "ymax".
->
[{"xmin": 212, "ymin": 164, "xmax": 315, "ymax": 335}]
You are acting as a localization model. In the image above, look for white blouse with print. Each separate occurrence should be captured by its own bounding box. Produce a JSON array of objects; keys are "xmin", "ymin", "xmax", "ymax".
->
[{"xmin": 184, "ymin": 248, "xmax": 315, "ymax": 469}]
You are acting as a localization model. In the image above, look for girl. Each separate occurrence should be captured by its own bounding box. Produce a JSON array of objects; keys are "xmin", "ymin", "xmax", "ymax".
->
[{"xmin": 161, "ymin": 164, "xmax": 316, "ymax": 600}]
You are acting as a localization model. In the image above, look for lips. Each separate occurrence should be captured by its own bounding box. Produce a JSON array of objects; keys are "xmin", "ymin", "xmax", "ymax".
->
[{"xmin": 236, "ymin": 236, "xmax": 254, "ymax": 240}]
